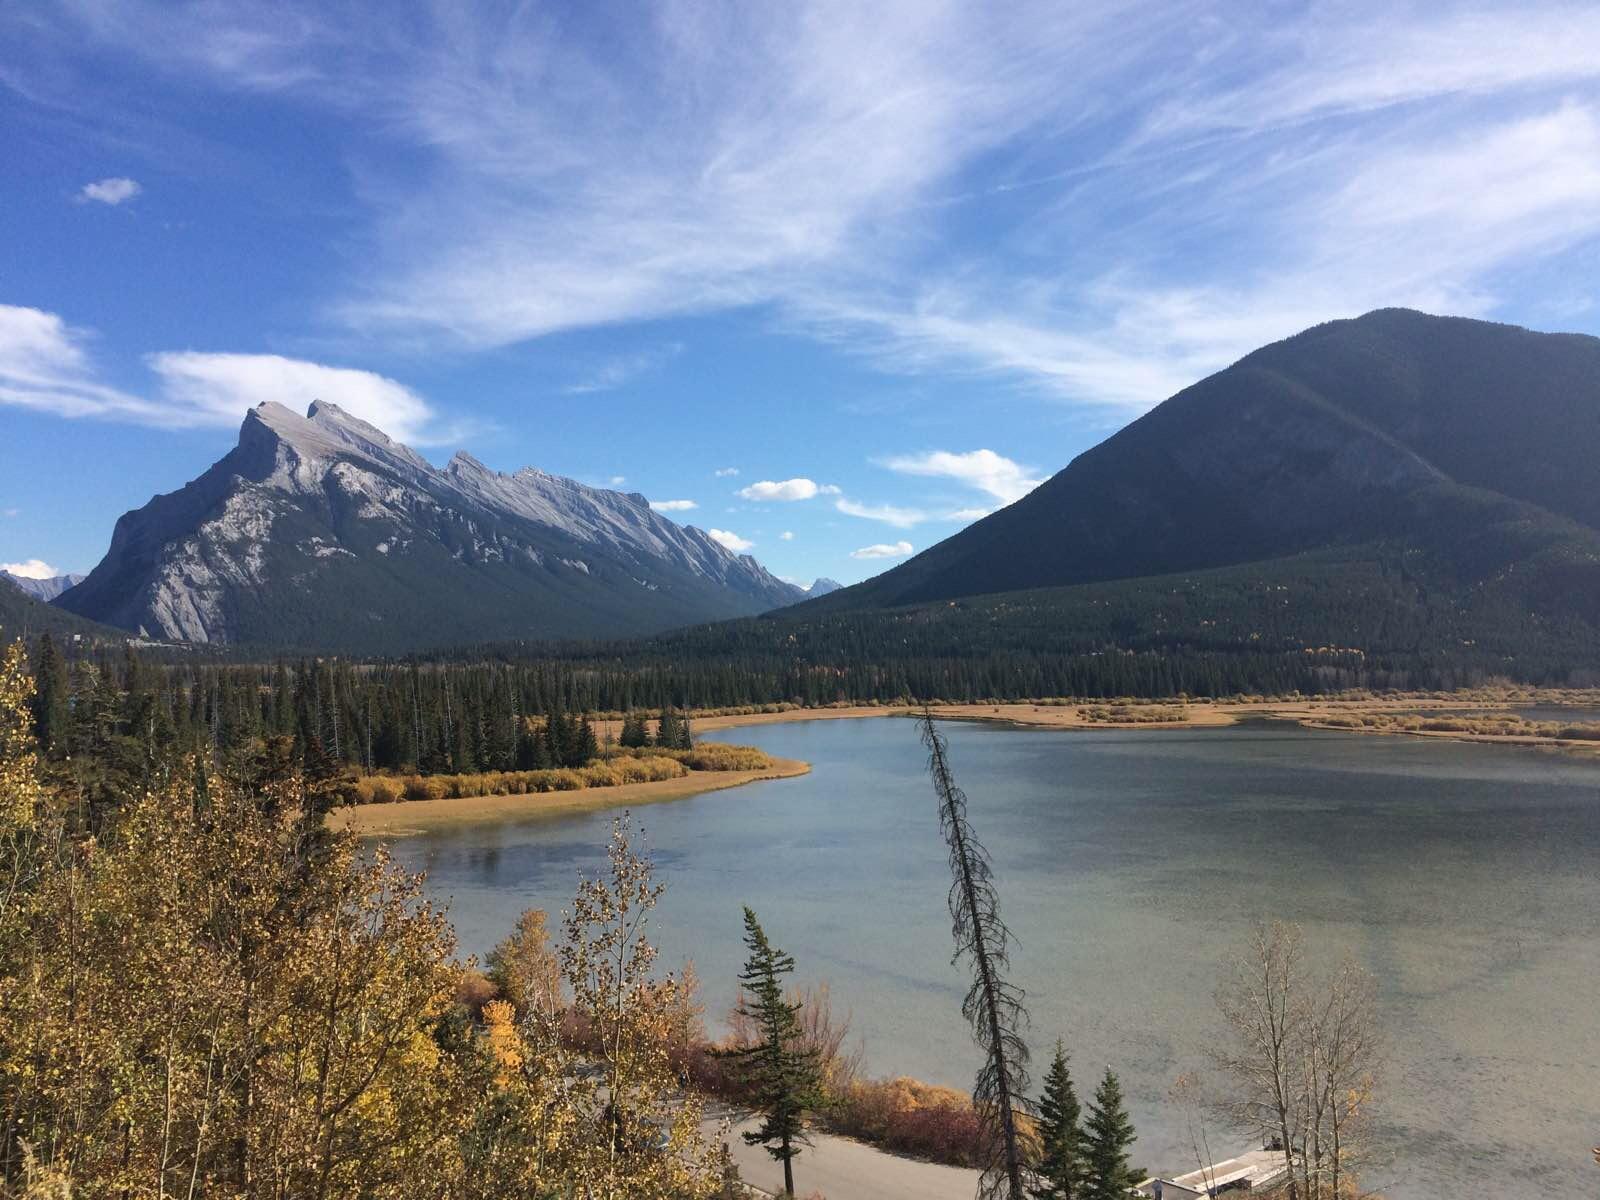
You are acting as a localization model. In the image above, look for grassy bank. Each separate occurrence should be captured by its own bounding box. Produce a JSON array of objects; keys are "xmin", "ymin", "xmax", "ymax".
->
[{"xmin": 329, "ymin": 747, "xmax": 808, "ymax": 835}]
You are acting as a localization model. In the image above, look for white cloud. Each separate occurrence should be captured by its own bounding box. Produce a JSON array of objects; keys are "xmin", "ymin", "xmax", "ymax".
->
[
  {"xmin": 0, "ymin": 304, "xmax": 166, "ymax": 422},
  {"xmin": 0, "ymin": 304, "xmax": 451, "ymax": 441},
  {"xmin": 881, "ymin": 449, "xmax": 1044, "ymax": 503},
  {"xmin": 779, "ymin": 530, "xmax": 794, "ymax": 540},
  {"xmin": 147, "ymin": 351, "xmax": 441, "ymax": 443},
  {"xmin": 714, "ymin": 467, "xmax": 741, "ymax": 478},
  {"xmin": 835, "ymin": 497, "xmax": 927, "ymax": 528},
  {"xmin": 609, "ymin": 475, "xmax": 627, "ymax": 485},
  {"xmin": 947, "ymin": 507, "xmax": 992, "ymax": 522},
  {"xmin": 1, "ymin": 509, "xmax": 18, "ymax": 519},
  {"xmin": 651, "ymin": 499, "xmax": 698, "ymax": 512},
  {"xmin": 737, "ymin": 478, "xmax": 836, "ymax": 502},
  {"xmin": 1, "ymin": 558, "xmax": 62, "ymax": 579},
  {"xmin": 851, "ymin": 540, "xmax": 913, "ymax": 560},
  {"xmin": 79, "ymin": 177, "xmax": 141, "ymax": 205},
  {"xmin": 706, "ymin": 528, "xmax": 754, "ymax": 553},
  {"xmin": 19, "ymin": 2, "xmax": 1600, "ymax": 421}
]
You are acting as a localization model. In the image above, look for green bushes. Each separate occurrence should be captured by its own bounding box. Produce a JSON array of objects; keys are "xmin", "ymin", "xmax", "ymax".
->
[{"xmin": 342, "ymin": 745, "xmax": 775, "ymax": 805}]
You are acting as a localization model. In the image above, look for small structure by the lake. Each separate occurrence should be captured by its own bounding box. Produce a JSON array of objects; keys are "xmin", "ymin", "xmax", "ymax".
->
[{"xmin": 1138, "ymin": 1148, "xmax": 1289, "ymax": 1197}]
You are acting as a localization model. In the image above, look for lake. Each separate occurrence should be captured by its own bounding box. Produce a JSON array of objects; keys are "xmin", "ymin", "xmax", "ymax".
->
[{"xmin": 379, "ymin": 717, "xmax": 1600, "ymax": 1199}]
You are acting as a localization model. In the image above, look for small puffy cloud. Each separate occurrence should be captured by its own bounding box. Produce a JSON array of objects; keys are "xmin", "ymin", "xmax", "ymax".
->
[
  {"xmin": 835, "ymin": 497, "xmax": 926, "ymax": 528},
  {"xmin": 881, "ymin": 449, "xmax": 1044, "ymax": 503},
  {"xmin": 79, "ymin": 177, "xmax": 141, "ymax": 205},
  {"xmin": 851, "ymin": 540, "xmax": 913, "ymax": 560},
  {"xmin": 779, "ymin": 530, "xmax": 794, "ymax": 540},
  {"xmin": 737, "ymin": 477, "xmax": 838, "ymax": 502},
  {"xmin": 147, "ymin": 351, "xmax": 439, "ymax": 443},
  {"xmin": 714, "ymin": 467, "xmax": 741, "ymax": 478},
  {"xmin": 609, "ymin": 475, "xmax": 627, "ymax": 485},
  {"xmin": 1, "ymin": 559, "xmax": 62, "ymax": 579},
  {"xmin": 707, "ymin": 528, "xmax": 754, "ymax": 553},
  {"xmin": 651, "ymin": 499, "xmax": 698, "ymax": 512}
]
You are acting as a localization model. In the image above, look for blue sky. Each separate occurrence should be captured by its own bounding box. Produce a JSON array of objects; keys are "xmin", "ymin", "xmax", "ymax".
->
[{"xmin": 5, "ymin": 2, "xmax": 1600, "ymax": 586}]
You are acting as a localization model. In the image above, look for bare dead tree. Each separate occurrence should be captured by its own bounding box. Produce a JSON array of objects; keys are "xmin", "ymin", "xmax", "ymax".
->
[
  {"xmin": 918, "ymin": 710, "xmax": 1032, "ymax": 1200},
  {"xmin": 1214, "ymin": 922, "xmax": 1382, "ymax": 1200}
]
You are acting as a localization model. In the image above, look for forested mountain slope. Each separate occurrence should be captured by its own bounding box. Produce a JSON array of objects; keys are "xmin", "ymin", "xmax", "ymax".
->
[{"xmin": 809, "ymin": 309, "xmax": 1600, "ymax": 622}]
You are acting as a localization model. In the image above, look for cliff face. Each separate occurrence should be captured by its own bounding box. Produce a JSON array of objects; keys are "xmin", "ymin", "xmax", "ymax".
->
[{"xmin": 59, "ymin": 401, "xmax": 802, "ymax": 651}]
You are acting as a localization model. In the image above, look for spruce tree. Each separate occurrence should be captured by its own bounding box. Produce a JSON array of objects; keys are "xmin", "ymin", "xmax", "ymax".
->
[
  {"xmin": 1083, "ymin": 1069, "xmax": 1140, "ymax": 1200},
  {"xmin": 30, "ymin": 633, "xmax": 70, "ymax": 756},
  {"xmin": 655, "ymin": 707, "xmax": 679, "ymax": 751},
  {"xmin": 573, "ymin": 713, "xmax": 600, "ymax": 764},
  {"xmin": 721, "ymin": 906, "xmax": 822, "ymax": 1197},
  {"xmin": 1032, "ymin": 1041, "xmax": 1085, "ymax": 1199}
]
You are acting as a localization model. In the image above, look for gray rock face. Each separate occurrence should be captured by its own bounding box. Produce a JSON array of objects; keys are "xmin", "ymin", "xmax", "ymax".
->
[
  {"xmin": 1, "ymin": 572, "xmax": 85, "ymax": 602},
  {"xmin": 59, "ymin": 402, "xmax": 803, "ymax": 650},
  {"xmin": 806, "ymin": 577, "xmax": 844, "ymax": 597}
]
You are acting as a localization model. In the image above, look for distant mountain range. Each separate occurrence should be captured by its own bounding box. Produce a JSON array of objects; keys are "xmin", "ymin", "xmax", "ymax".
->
[
  {"xmin": 805, "ymin": 577, "xmax": 844, "ymax": 597},
  {"xmin": 807, "ymin": 309, "xmax": 1600, "ymax": 631},
  {"xmin": 1, "ymin": 571, "xmax": 84, "ymax": 602},
  {"xmin": 34, "ymin": 308, "xmax": 1600, "ymax": 677},
  {"xmin": 56, "ymin": 401, "xmax": 803, "ymax": 652}
]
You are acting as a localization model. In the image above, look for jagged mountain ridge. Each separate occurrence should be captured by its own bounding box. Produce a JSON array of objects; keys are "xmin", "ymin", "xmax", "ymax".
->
[
  {"xmin": 58, "ymin": 401, "xmax": 803, "ymax": 651},
  {"xmin": 806, "ymin": 309, "xmax": 1600, "ymax": 617},
  {"xmin": 1, "ymin": 571, "xmax": 85, "ymax": 602}
]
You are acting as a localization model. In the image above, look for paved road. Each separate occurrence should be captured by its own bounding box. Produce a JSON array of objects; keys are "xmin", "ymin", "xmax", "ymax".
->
[{"xmin": 704, "ymin": 1107, "xmax": 980, "ymax": 1200}]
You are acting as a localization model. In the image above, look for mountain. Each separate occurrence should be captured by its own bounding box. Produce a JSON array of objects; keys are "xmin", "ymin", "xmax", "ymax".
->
[
  {"xmin": 809, "ymin": 309, "xmax": 1600, "ymax": 625},
  {"xmin": 0, "ymin": 575, "xmax": 121, "ymax": 645},
  {"xmin": 1, "ymin": 571, "xmax": 85, "ymax": 602},
  {"xmin": 805, "ymin": 577, "xmax": 844, "ymax": 597},
  {"xmin": 57, "ymin": 401, "xmax": 804, "ymax": 652}
]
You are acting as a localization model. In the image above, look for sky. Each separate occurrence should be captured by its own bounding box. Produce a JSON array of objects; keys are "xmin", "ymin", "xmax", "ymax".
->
[{"xmin": 5, "ymin": 2, "xmax": 1600, "ymax": 587}]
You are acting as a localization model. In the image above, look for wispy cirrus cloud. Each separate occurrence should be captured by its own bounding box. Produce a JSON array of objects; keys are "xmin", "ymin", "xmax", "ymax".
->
[
  {"xmin": 13, "ymin": 1, "xmax": 1600, "ymax": 418},
  {"xmin": 834, "ymin": 498, "xmax": 927, "ymax": 528},
  {"xmin": 563, "ymin": 342, "xmax": 684, "ymax": 394}
]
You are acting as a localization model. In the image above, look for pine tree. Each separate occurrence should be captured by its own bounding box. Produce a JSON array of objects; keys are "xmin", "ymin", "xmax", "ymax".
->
[
  {"xmin": 573, "ymin": 713, "xmax": 600, "ymax": 764},
  {"xmin": 720, "ymin": 906, "xmax": 822, "ymax": 1197},
  {"xmin": 29, "ymin": 633, "xmax": 70, "ymax": 757},
  {"xmin": 1031, "ymin": 1041, "xmax": 1086, "ymax": 1199},
  {"xmin": 655, "ymin": 707, "xmax": 679, "ymax": 751},
  {"xmin": 1083, "ymin": 1069, "xmax": 1140, "ymax": 1200},
  {"xmin": 619, "ymin": 712, "xmax": 649, "ymax": 748}
]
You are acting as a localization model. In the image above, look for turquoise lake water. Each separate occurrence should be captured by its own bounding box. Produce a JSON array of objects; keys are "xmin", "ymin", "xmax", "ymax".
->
[{"xmin": 379, "ymin": 717, "xmax": 1600, "ymax": 1198}]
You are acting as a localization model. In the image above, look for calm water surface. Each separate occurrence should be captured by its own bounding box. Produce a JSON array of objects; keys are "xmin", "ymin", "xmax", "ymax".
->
[{"xmin": 380, "ymin": 718, "xmax": 1600, "ymax": 1199}]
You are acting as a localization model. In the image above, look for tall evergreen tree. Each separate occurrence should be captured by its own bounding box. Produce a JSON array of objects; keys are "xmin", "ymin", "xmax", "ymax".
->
[
  {"xmin": 720, "ymin": 906, "xmax": 822, "ymax": 1198},
  {"xmin": 29, "ymin": 633, "xmax": 70, "ymax": 757},
  {"xmin": 655, "ymin": 707, "xmax": 680, "ymax": 751},
  {"xmin": 572, "ymin": 714, "xmax": 600, "ymax": 764},
  {"xmin": 1083, "ymin": 1069, "xmax": 1140, "ymax": 1200},
  {"xmin": 1031, "ymin": 1041, "xmax": 1085, "ymax": 1199}
]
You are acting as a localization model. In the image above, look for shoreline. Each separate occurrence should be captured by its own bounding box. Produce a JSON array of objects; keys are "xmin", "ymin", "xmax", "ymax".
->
[
  {"xmin": 331, "ymin": 755, "xmax": 810, "ymax": 836},
  {"xmin": 336, "ymin": 691, "xmax": 1600, "ymax": 835},
  {"xmin": 702, "ymin": 695, "xmax": 1600, "ymax": 751}
]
